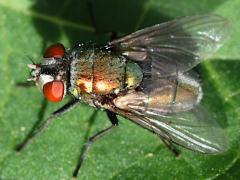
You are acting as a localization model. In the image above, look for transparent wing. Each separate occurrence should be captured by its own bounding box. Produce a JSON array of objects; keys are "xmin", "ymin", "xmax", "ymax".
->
[
  {"xmin": 109, "ymin": 15, "xmax": 229, "ymax": 77},
  {"xmin": 113, "ymin": 75, "xmax": 228, "ymax": 153},
  {"xmin": 151, "ymin": 107, "xmax": 228, "ymax": 153},
  {"xmin": 116, "ymin": 104, "xmax": 228, "ymax": 154}
]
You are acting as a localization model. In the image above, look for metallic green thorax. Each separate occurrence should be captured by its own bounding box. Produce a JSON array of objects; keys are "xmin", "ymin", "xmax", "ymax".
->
[
  {"xmin": 69, "ymin": 46, "xmax": 143, "ymax": 98},
  {"xmin": 125, "ymin": 61, "xmax": 143, "ymax": 89}
]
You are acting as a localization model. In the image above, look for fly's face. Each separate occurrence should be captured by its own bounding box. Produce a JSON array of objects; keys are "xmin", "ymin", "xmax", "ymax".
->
[{"xmin": 27, "ymin": 43, "xmax": 69, "ymax": 102}]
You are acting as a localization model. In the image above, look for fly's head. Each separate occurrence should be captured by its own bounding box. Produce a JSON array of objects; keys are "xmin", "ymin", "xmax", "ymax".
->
[{"xmin": 27, "ymin": 43, "xmax": 69, "ymax": 102}]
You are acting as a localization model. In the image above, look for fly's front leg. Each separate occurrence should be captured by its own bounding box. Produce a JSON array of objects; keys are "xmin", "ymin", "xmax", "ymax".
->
[
  {"xmin": 73, "ymin": 110, "xmax": 118, "ymax": 177},
  {"xmin": 15, "ymin": 98, "xmax": 80, "ymax": 151},
  {"xmin": 16, "ymin": 81, "xmax": 35, "ymax": 87}
]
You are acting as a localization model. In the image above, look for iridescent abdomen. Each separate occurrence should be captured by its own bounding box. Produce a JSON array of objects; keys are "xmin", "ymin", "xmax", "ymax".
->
[{"xmin": 69, "ymin": 47, "xmax": 143, "ymax": 98}]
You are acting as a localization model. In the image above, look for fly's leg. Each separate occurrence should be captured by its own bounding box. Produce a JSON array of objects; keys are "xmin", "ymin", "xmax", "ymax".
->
[
  {"xmin": 73, "ymin": 110, "xmax": 118, "ymax": 177},
  {"xmin": 145, "ymin": 116, "xmax": 180, "ymax": 157},
  {"xmin": 16, "ymin": 98, "xmax": 48, "ymax": 151},
  {"xmin": 87, "ymin": 0, "xmax": 118, "ymax": 40},
  {"xmin": 160, "ymin": 137, "xmax": 180, "ymax": 157},
  {"xmin": 87, "ymin": 0, "xmax": 98, "ymax": 33},
  {"xmin": 15, "ymin": 98, "xmax": 80, "ymax": 151},
  {"xmin": 16, "ymin": 81, "xmax": 35, "ymax": 87},
  {"xmin": 110, "ymin": 32, "xmax": 118, "ymax": 41}
]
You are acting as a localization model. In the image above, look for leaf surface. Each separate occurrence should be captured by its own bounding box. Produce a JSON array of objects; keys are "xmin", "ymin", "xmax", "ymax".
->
[{"xmin": 0, "ymin": 0, "xmax": 240, "ymax": 179}]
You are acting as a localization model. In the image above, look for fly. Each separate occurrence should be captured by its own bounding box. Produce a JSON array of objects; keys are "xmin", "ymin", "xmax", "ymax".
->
[{"xmin": 17, "ymin": 14, "xmax": 230, "ymax": 177}]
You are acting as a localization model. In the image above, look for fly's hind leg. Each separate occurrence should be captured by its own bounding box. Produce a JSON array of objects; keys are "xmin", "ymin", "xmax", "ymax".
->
[
  {"xmin": 87, "ymin": 0, "xmax": 98, "ymax": 33},
  {"xmin": 15, "ymin": 98, "xmax": 80, "ymax": 151},
  {"xmin": 73, "ymin": 110, "xmax": 118, "ymax": 177},
  {"xmin": 160, "ymin": 137, "xmax": 180, "ymax": 157},
  {"xmin": 110, "ymin": 32, "xmax": 118, "ymax": 41},
  {"xmin": 87, "ymin": 0, "xmax": 118, "ymax": 40}
]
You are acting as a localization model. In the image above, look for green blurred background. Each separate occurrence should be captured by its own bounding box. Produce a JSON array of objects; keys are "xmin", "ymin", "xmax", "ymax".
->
[{"xmin": 0, "ymin": 0, "xmax": 240, "ymax": 179}]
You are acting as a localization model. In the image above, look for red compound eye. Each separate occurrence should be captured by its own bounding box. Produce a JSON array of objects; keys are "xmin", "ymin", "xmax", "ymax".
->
[
  {"xmin": 43, "ymin": 80, "xmax": 64, "ymax": 102},
  {"xmin": 43, "ymin": 43, "xmax": 65, "ymax": 58}
]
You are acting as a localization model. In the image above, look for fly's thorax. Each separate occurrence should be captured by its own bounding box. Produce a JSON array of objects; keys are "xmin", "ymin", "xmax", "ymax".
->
[
  {"xmin": 69, "ymin": 46, "xmax": 143, "ymax": 99},
  {"xmin": 125, "ymin": 62, "xmax": 143, "ymax": 89}
]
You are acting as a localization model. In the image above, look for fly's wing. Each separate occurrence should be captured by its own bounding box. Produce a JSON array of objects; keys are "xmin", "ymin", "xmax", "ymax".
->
[
  {"xmin": 109, "ymin": 15, "xmax": 229, "ymax": 77},
  {"xmin": 113, "ymin": 77, "xmax": 228, "ymax": 153},
  {"xmin": 116, "ymin": 103, "xmax": 228, "ymax": 154},
  {"xmin": 117, "ymin": 107, "xmax": 228, "ymax": 154}
]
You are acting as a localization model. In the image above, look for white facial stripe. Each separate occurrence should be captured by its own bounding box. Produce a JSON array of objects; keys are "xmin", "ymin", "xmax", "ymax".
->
[
  {"xmin": 42, "ymin": 58, "xmax": 57, "ymax": 65},
  {"xmin": 38, "ymin": 74, "xmax": 54, "ymax": 89},
  {"xmin": 38, "ymin": 75, "xmax": 66, "ymax": 100}
]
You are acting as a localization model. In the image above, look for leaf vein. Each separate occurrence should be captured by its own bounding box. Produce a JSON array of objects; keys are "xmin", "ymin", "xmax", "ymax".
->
[{"xmin": 0, "ymin": 2, "xmax": 95, "ymax": 32}]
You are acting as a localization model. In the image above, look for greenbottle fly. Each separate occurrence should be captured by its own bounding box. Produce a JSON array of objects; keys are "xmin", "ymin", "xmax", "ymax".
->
[{"xmin": 17, "ymin": 15, "xmax": 230, "ymax": 177}]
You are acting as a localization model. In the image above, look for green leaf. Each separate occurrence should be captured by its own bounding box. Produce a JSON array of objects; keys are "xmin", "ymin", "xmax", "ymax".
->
[{"xmin": 0, "ymin": 0, "xmax": 240, "ymax": 179}]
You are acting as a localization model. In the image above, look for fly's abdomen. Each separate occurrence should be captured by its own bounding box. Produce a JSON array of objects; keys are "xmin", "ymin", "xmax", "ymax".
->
[
  {"xmin": 114, "ymin": 73, "xmax": 202, "ymax": 114},
  {"xmin": 70, "ymin": 48, "xmax": 143, "ymax": 97},
  {"xmin": 146, "ymin": 75, "xmax": 202, "ymax": 113}
]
